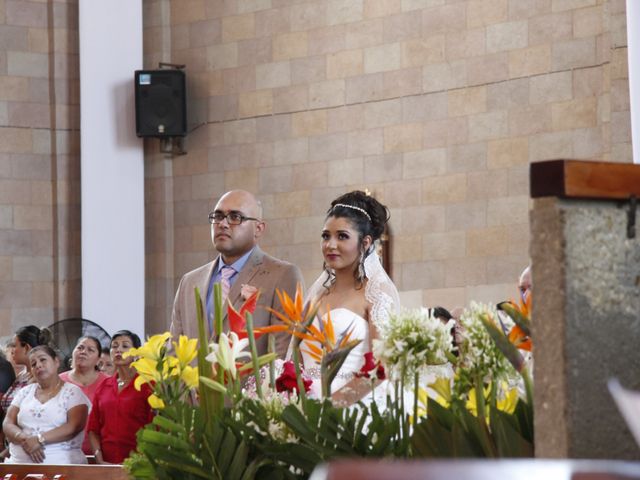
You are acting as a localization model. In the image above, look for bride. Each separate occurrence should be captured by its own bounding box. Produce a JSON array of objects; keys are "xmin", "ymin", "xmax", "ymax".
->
[{"xmin": 299, "ymin": 191, "xmax": 400, "ymax": 400}]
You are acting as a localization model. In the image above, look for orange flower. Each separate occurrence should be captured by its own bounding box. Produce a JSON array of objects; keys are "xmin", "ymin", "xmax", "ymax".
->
[
  {"xmin": 508, "ymin": 325, "xmax": 532, "ymax": 351},
  {"xmin": 505, "ymin": 293, "xmax": 532, "ymax": 351},
  {"xmin": 228, "ymin": 289, "xmax": 288, "ymax": 340},
  {"xmin": 265, "ymin": 283, "xmax": 320, "ymax": 334},
  {"xmin": 298, "ymin": 309, "xmax": 360, "ymax": 363}
]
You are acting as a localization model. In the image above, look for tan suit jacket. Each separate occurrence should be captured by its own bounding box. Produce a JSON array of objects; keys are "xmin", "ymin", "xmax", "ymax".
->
[{"xmin": 170, "ymin": 246, "xmax": 303, "ymax": 357}]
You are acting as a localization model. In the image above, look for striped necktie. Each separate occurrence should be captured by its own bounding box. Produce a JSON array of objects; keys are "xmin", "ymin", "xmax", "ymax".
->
[{"xmin": 219, "ymin": 265, "xmax": 235, "ymax": 306}]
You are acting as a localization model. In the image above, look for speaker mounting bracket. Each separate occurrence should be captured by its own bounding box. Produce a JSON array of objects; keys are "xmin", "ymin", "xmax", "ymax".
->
[
  {"xmin": 158, "ymin": 62, "xmax": 185, "ymax": 70},
  {"xmin": 159, "ymin": 136, "xmax": 187, "ymax": 156}
]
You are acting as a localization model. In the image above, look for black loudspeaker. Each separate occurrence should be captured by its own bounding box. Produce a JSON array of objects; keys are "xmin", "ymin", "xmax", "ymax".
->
[{"xmin": 135, "ymin": 69, "xmax": 187, "ymax": 137}]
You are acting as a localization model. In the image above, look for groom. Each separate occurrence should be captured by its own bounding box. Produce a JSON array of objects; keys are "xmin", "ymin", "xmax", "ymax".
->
[{"xmin": 170, "ymin": 190, "xmax": 303, "ymax": 357}]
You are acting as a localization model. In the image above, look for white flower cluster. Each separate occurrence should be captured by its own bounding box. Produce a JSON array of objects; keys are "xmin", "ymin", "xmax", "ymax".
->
[
  {"xmin": 241, "ymin": 360, "xmax": 301, "ymax": 443},
  {"xmin": 372, "ymin": 307, "xmax": 454, "ymax": 382},
  {"xmin": 456, "ymin": 302, "xmax": 517, "ymax": 393}
]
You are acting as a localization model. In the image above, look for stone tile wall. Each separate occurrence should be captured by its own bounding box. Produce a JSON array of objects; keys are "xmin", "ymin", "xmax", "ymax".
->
[
  {"xmin": 141, "ymin": 0, "xmax": 632, "ymax": 332},
  {"xmin": 0, "ymin": 0, "xmax": 81, "ymax": 336}
]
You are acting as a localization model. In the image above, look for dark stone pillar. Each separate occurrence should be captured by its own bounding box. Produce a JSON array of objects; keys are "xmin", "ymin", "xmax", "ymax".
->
[{"xmin": 531, "ymin": 160, "xmax": 640, "ymax": 459}]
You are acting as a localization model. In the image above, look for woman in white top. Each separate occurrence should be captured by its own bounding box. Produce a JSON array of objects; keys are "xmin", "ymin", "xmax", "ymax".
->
[{"xmin": 2, "ymin": 345, "xmax": 90, "ymax": 464}]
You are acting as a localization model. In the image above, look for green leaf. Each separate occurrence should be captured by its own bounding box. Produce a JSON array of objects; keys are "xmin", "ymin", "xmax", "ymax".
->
[
  {"xmin": 216, "ymin": 429, "xmax": 239, "ymax": 474},
  {"xmin": 152, "ymin": 414, "xmax": 188, "ymax": 435},
  {"xmin": 479, "ymin": 313, "xmax": 525, "ymax": 372},
  {"xmin": 139, "ymin": 429, "xmax": 193, "ymax": 451},
  {"xmin": 225, "ymin": 439, "xmax": 249, "ymax": 480},
  {"xmin": 411, "ymin": 417, "xmax": 454, "ymax": 458},
  {"xmin": 491, "ymin": 409, "xmax": 534, "ymax": 457}
]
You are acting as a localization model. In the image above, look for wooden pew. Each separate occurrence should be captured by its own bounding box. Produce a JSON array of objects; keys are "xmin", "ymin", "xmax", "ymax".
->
[
  {"xmin": 0, "ymin": 463, "xmax": 129, "ymax": 480},
  {"xmin": 311, "ymin": 459, "xmax": 640, "ymax": 480}
]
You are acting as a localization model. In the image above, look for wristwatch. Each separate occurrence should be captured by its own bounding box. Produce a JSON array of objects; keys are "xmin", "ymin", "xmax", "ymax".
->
[{"xmin": 36, "ymin": 433, "xmax": 45, "ymax": 445}]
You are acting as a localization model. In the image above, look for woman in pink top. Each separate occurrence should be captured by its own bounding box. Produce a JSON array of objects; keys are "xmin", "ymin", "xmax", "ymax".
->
[{"xmin": 59, "ymin": 336, "xmax": 108, "ymax": 456}]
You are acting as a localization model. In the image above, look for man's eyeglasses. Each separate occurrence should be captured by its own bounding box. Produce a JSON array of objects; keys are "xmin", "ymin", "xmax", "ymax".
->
[{"xmin": 208, "ymin": 211, "xmax": 261, "ymax": 225}]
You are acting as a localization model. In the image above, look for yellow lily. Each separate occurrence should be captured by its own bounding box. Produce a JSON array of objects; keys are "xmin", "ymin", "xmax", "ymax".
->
[
  {"xmin": 173, "ymin": 335, "xmax": 198, "ymax": 368},
  {"xmin": 148, "ymin": 394, "xmax": 165, "ymax": 409},
  {"xmin": 429, "ymin": 377, "xmax": 452, "ymax": 408},
  {"xmin": 180, "ymin": 365, "xmax": 199, "ymax": 389},
  {"xmin": 496, "ymin": 383, "xmax": 518, "ymax": 414},
  {"xmin": 125, "ymin": 332, "xmax": 171, "ymax": 361},
  {"xmin": 466, "ymin": 382, "xmax": 519, "ymax": 418}
]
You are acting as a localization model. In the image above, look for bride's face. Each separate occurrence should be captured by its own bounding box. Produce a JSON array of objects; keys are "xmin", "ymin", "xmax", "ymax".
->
[{"xmin": 321, "ymin": 216, "xmax": 370, "ymax": 273}]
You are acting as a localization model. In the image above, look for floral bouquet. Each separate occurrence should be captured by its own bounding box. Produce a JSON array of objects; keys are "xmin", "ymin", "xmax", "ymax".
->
[
  {"xmin": 124, "ymin": 286, "xmax": 535, "ymax": 479},
  {"xmin": 411, "ymin": 299, "xmax": 534, "ymax": 458}
]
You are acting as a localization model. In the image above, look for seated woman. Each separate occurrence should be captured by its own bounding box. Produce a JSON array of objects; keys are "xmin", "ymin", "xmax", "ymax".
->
[
  {"xmin": 59, "ymin": 336, "xmax": 108, "ymax": 455},
  {"xmin": 1, "ymin": 326, "xmax": 51, "ymax": 417},
  {"xmin": 88, "ymin": 330, "xmax": 153, "ymax": 464},
  {"xmin": 0, "ymin": 326, "xmax": 52, "ymax": 459},
  {"xmin": 2, "ymin": 346, "xmax": 90, "ymax": 464}
]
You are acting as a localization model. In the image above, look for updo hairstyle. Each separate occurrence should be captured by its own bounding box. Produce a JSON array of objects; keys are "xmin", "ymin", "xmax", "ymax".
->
[
  {"xmin": 324, "ymin": 191, "xmax": 390, "ymax": 287},
  {"xmin": 15, "ymin": 325, "xmax": 52, "ymax": 349},
  {"xmin": 327, "ymin": 190, "xmax": 390, "ymax": 244}
]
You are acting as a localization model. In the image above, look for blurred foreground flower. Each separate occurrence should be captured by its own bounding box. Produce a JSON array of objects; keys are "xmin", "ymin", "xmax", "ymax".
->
[
  {"xmin": 275, "ymin": 360, "xmax": 311, "ymax": 394},
  {"xmin": 127, "ymin": 332, "xmax": 200, "ymax": 410}
]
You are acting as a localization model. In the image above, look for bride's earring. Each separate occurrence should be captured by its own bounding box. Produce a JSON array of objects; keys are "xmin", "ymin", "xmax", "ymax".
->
[
  {"xmin": 356, "ymin": 252, "xmax": 366, "ymax": 283},
  {"xmin": 323, "ymin": 261, "xmax": 336, "ymax": 287}
]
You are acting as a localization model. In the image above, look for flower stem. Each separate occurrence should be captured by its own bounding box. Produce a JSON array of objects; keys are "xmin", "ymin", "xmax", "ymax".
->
[
  {"xmin": 268, "ymin": 335, "xmax": 276, "ymax": 390},
  {"xmin": 213, "ymin": 283, "xmax": 223, "ymax": 339},
  {"xmin": 245, "ymin": 312, "xmax": 263, "ymax": 400},
  {"xmin": 292, "ymin": 348, "xmax": 307, "ymax": 406},
  {"xmin": 413, "ymin": 371, "xmax": 419, "ymax": 427}
]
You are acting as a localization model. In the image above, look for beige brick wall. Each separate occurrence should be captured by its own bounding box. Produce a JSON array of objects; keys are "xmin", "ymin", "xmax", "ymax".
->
[
  {"xmin": 0, "ymin": 0, "xmax": 81, "ymax": 336},
  {"xmin": 1, "ymin": 0, "xmax": 631, "ymax": 336},
  {"xmin": 141, "ymin": 0, "xmax": 633, "ymax": 333}
]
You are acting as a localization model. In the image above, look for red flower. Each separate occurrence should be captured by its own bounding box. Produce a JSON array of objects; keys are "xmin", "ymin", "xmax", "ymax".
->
[
  {"xmin": 355, "ymin": 352, "xmax": 386, "ymax": 380},
  {"xmin": 275, "ymin": 361, "xmax": 311, "ymax": 394}
]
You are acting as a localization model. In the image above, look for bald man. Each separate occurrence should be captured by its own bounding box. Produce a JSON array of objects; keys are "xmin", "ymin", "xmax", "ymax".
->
[
  {"xmin": 170, "ymin": 190, "xmax": 303, "ymax": 357},
  {"xmin": 518, "ymin": 265, "xmax": 532, "ymax": 303}
]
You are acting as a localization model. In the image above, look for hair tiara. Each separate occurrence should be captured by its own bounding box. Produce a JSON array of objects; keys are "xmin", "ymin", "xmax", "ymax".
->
[{"xmin": 332, "ymin": 203, "xmax": 371, "ymax": 221}]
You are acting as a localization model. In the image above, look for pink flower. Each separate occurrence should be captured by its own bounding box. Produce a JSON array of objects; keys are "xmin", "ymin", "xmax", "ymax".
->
[
  {"xmin": 240, "ymin": 284, "xmax": 259, "ymax": 302},
  {"xmin": 275, "ymin": 361, "xmax": 311, "ymax": 394}
]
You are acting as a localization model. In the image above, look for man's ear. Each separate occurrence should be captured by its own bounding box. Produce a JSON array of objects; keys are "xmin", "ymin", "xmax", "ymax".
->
[{"xmin": 254, "ymin": 220, "xmax": 266, "ymax": 239}]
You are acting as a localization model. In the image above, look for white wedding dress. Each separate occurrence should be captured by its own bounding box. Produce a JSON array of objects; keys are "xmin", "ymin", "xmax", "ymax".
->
[
  {"xmin": 299, "ymin": 247, "xmax": 401, "ymax": 400},
  {"xmin": 300, "ymin": 307, "xmax": 370, "ymax": 398}
]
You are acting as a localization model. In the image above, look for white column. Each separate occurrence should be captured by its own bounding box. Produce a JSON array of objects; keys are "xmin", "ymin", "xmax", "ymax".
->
[
  {"xmin": 627, "ymin": 0, "xmax": 640, "ymax": 164},
  {"xmin": 79, "ymin": 1, "xmax": 145, "ymax": 337}
]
